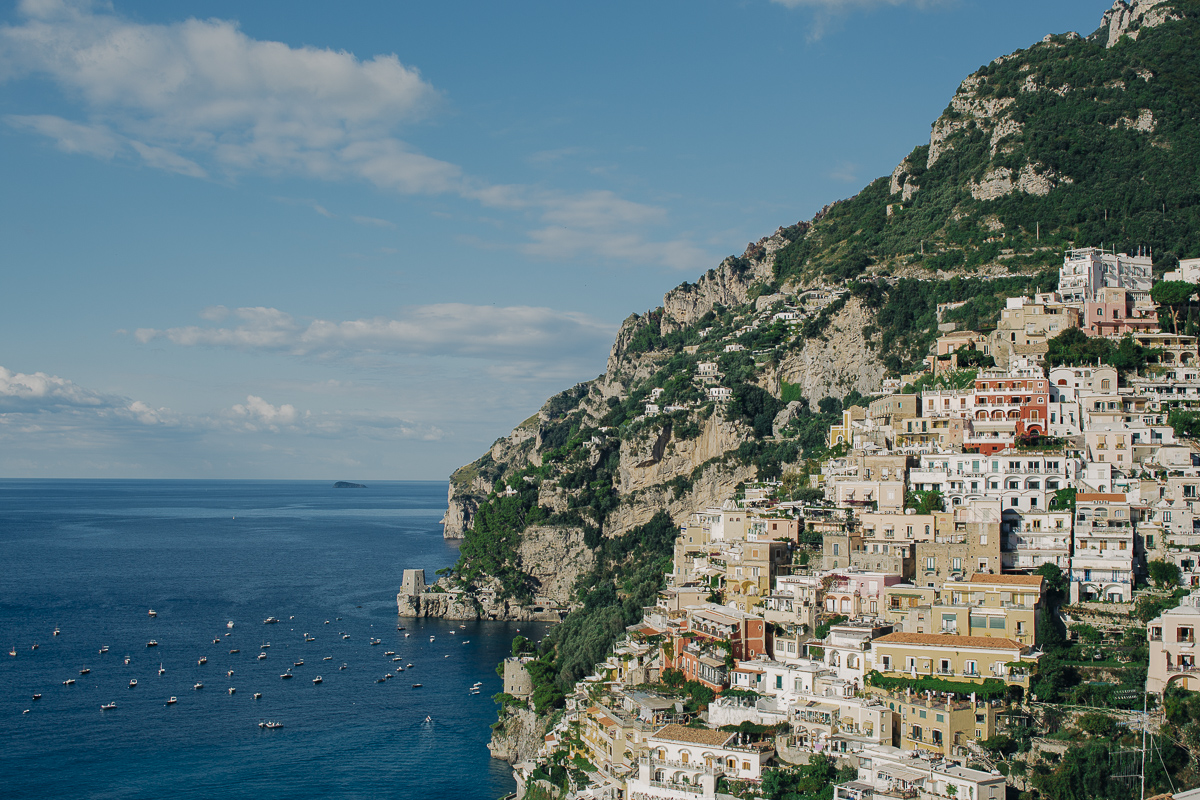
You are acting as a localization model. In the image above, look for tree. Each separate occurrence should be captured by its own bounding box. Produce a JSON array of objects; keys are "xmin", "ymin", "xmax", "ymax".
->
[
  {"xmin": 906, "ymin": 489, "xmax": 945, "ymax": 514},
  {"xmin": 1151, "ymin": 281, "xmax": 1197, "ymax": 334},
  {"xmin": 1148, "ymin": 559, "xmax": 1181, "ymax": 589},
  {"xmin": 1035, "ymin": 563, "xmax": 1068, "ymax": 605}
]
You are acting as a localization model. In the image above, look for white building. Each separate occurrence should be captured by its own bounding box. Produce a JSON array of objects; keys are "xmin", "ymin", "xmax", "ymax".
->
[{"xmin": 628, "ymin": 724, "xmax": 773, "ymax": 800}]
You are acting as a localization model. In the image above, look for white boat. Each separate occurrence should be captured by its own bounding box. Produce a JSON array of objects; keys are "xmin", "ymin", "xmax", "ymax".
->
[
  {"xmin": 194, "ymin": 683, "xmax": 203, "ymax": 690},
  {"xmin": 280, "ymin": 672, "xmax": 293, "ymax": 680},
  {"xmin": 198, "ymin": 657, "xmax": 206, "ymax": 665},
  {"xmin": 463, "ymin": 640, "xmax": 470, "ymax": 644},
  {"xmin": 63, "ymin": 679, "xmax": 75, "ymax": 686},
  {"xmin": 258, "ymin": 721, "xmax": 283, "ymax": 729},
  {"xmin": 227, "ymin": 670, "xmax": 234, "ymax": 677},
  {"xmin": 424, "ymin": 715, "xmax": 432, "ymax": 722},
  {"xmin": 257, "ymin": 653, "xmax": 267, "ymax": 660},
  {"xmin": 339, "ymin": 663, "xmax": 347, "ymax": 670},
  {"xmin": 32, "ymin": 693, "xmax": 41, "ymax": 700},
  {"xmin": 253, "ymin": 693, "xmax": 261, "ymax": 699},
  {"xmin": 261, "ymin": 642, "xmax": 270, "ymax": 649},
  {"xmin": 129, "ymin": 679, "xmax": 137, "ymax": 688},
  {"xmin": 8, "ymin": 647, "xmax": 15, "ymax": 657},
  {"xmin": 227, "ymin": 621, "xmax": 234, "ymax": 629},
  {"xmin": 323, "ymin": 656, "xmax": 332, "ymax": 661},
  {"xmin": 158, "ymin": 664, "xmax": 165, "ymax": 675},
  {"xmin": 167, "ymin": 697, "xmax": 177, "ymax": 705},
  {"xmin": 80, "ymin": 668, "xmax": 90, "ymax": 675},
  {"xmin": 313, "ymin": 676, "xmax": 322, "ymax": 684},
  {"xmin": 406, "ymin": 663, "xmax": 413, "ymax": 669},
  {"xmin": 148, "ymin": 610, "xmax": 156, "ymax": 617},
  {"xmin": 53, "ymin": 627, "xmax": 60, "ymax": 636},
  {"xmin": 429, "ymin": 636, "xmax": 435, "ymax": 642},
  {"xmin": 99, "ymin": 646, "xmax": 109, "ymax": 654},
  {"xmin": 147, "ymin": 640, "xmax": 158, "ymax": 647},
  {"xmin": 101, "ymin": 702, "xmax": 116, "ymax": 710},
  {"xmin": 229, "ymin": 649, "xmax": 239, "ymax": 654},
  {"xmin": 264, "ymin": 617, "xmax": 279, "ymax": 624},
  {"xmin": 342, "ymin": 634, "xmax": 350, "ymax": 640},
  {"xmin": 124, "ymin": 656, "xmax": 130, "ymax": 665},
  {"xmin": 404, "ymin": 633, "xmax": 410, "ymax": 638},
  {"xmin": 384, "ymin": 651, "xmax": 394, "ymax": 656},
  {"xmin": 370, "ymin": 638, "xmax": 381, "ymax": 646},
  {"xmin": 31, "ymin": 643, "xmax": 38, "ymax": 650},
  {"xmin": 228, "ymin": 687, "xmax": 236, "ymax": 694}
]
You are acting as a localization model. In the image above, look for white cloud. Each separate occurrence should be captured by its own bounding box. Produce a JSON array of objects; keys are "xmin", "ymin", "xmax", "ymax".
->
[
  {"xmin": 133, "ymin": 303, "xmax": 617, "ymax": 362},
  {"xmin": 0, "ymin": 1, "xmax": 711, "ymax": 271},
  {"xmin": 0, "ymin": 365, "xmax": 110, "ymax": 409},
  {"xmin": 352, "ymin": 215, "xmax": 395, "ymax": 229},
  {"xmin": 229, "ymin": 395, "xmax": 297, "ymax": 429}
]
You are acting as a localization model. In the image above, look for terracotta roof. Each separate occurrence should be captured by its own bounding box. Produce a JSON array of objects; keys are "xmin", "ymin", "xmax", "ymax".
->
[
  {"xmin": 1076, "ymin": 493, "xmax": 1127, "ymax": 502},
  {"xmin": 875, "ymin": 632, "xmax": 1025, "ymax": 651},
  {"xmin": 969, "ymin": 574, "xmax": 1044, "ymax": 587},
  {"xmin": 652, "ymin": 724, "xmax": 734, "ymax": 747}
]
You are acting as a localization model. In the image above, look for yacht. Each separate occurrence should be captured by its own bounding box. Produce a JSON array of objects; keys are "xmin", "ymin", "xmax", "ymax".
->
[
  {"xmin": 229, "ymin": 648, "xmax": 239, "ymax": 654},
  {"xmin": 370, "ymin": 638, "xmax": 381, "ymax": 646},
  {"xmin": 228, "ymin": 687, "xmax": 236, "ymax": 695},
  {"xmin": 80, "ymin": 668, "xmax": 90, "ymax": 675},
  {"xmin": 53, "ymin": 627, "xmax": 60, "ymax": 636},
  {"xmin": 411, "ymin": 683, "xmax": 422, "ymax": 689},
  {"xmin": 194, "ymin": 683, "xmax": 203, "ymax": 690},
  {"xmin": 469, "ymin": 688, "xmax": 480, "ymax": 695},
  {"xmin": 198, "ymin": 657, "xmax": 207, "ymax": 665},
  {"xmin": 342, "ymin": 634, "xmax": 350, "ymax": 640},
  {"xmin": 158, "ymin": 664, "xmax": 165, "ymax": 676},
  {"xmin": 32, "ymin": 693, "xmax": 41, "ymax": 700},
  {"xmin": 304, "ymin": 635, "xmax": 315, "ymax": 642},
  {"xmin": 227, "ymin": 670, "xmax": 234, "ymax": 677},
  {"xmin": 280, "ymin": 672, "xmax": 293, "ymax": 680},
  {"xmin": 257, "ymin": 652, "xmax": 267, "ymax": 660},
  {"xmin": 9, "ymin": 647, "xmax": 16, "ymax": 657},
  {"xmin": 258, "ymin": 721, "xmax": 283, "ymax": 729},
  {"xmin": 312, "ymin": 676, "xmax": 322, "ymax": 684},
  {"xmin": 31, "ymin": 643, "xmax": 38, "ymax": 650},
  {"xmin": 63, "ymin": 679, "xmax": 75, "ymax": 686},
  {"xmin": 264, "ymin": 617, "xmax": 279, "ymax": 625},
  {"xmin": 99, "ymin": 646, "xmax": 109, "ymax": 654},
  {"xmin": 166, "ymin": 697, "xmax": 177, "ymax": 705},
  {"xmin": 253, "ymin": 693, "xmax": 261, "ymax": 700},
  {"xmin": 463, "ymin": 640, "xmax": 470, "ymax": 644},
  {"xmin": 339, "ymin": 663, "xmax": 347, "ymax": 671},
  {"xmin": 101, "ymin": 702, "xmax": 116, "ymax": 710},
  {"xmin": 212, "ymin": 638, "xmax": 221, "ymax": 645},
  {"xmin": 293, "ymin": 660, "xmax": 303, "ymax": 667},
  {"xmin": 429, "ymin": 636, "xmax": 435, "ymax": 642},
  {"xmin": 406, "ymin": 663, "xmax": 413, "ymax": 669},
  {"xmin": 129, "ymin": 680, "xmax": 137, "ymax": 688},
  {"xmin": 404, "ymin": 633, "xmax": 410, "ymax": 638},
  {"xmin": 260, "ymin": 642, "xmax": 270, "ymax": 649},
  {"xmin": 227, "ymin": 621, "xmax": 234, "ymax": 629},
  {"xmin": 323, "ymin": 656, "xmax": 332, "ymax": 661},
  {"xmin": 147, "ymin": 640, "xmax": 158, "ymax": 647},
  {"xmin": 384, "ymin": 651, "xmax": 394, "ymax": 656},
  {"xmin": 124, "ymin": 656, "xmax": 130, "ymax": 665},
  {"xmin": 148, "ymin": 610, "xmax": 157, "ymax": 617},
  {"xmin": 392, "ymin": 657, "xmax": 403, "ymax": 662}
]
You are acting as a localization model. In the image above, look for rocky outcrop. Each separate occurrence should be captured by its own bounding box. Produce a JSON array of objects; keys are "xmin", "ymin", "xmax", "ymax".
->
[
  {"xmin": 618, "ymin": 413, "xmax": 749, "ymax": 496},
  {"xmin": 775, "ymin": 297, "xmax": 886, "ymax": 402},
  {"xmin": 489, "ymin": 707, "xmax": 546, "ymax": 764},
  {"xmin": 1096, "ymin": 0, "xmax": 1180, "ymax": 47},
  {"xmin": 516, "ymin": 525, "xmax": 595, "ymax": 605},
  {"xmin": 968, "ymin": 162, "xmax": 1074, "ymax": 201}
]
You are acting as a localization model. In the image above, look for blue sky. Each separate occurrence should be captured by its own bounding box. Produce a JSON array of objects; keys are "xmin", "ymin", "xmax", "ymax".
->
[{"xmin": 0, "ymin": 0, "xmax": 1109, "ymax": 479}]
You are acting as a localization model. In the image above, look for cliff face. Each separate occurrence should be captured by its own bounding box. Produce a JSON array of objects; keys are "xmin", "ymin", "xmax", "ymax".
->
[{"xmin": 488, "ymin": 707, "xmax": 545, "ymax": 765}]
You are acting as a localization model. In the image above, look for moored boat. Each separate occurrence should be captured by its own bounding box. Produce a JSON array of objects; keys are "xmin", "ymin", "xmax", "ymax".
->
[
  {"xmin": 101, "ymin": 702, "xmax": 116, "ymax": 710},
  {"xmin": 167, "ymin": 697, "xmax": 177, "ymax": 705}
]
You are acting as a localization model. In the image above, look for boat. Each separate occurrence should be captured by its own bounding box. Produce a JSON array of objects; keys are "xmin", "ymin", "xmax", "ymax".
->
[
  {"xmin": 384, "ymin": 651, "xmax": 394, "ymax": 656},
  {"xmin": 99, "ymin": 646, "xmax": 109, "ymax": 654},
  {"xmin": 395, "ymin": 667, "xmax": 404, "ymax": 672},
  {"xmin": 253, "ymin": 693, "xmax": 261, "ymax": 700},
  {"xmin": 469, "ymin": 689, "xmax": 480, "ymax": 695},
  {"xmin": 9, "ymin": 647, "xmax": 15, "ymax": 657},
  {"xmin": 323, "ymin": 656, "xmax": 332, "ymax": 661},
  {"xmin": 227, "ymin": 670, "xmax": 234, "ymax": 677},
  {"xmin": 375, "ymin": 677, "xmax": 386, "ymax": 683},
  {"xmin": 324, "ymin": 620, "xmax": 330, "ymax": 625},
  {"xmin": 129, "ymin": 680, "xmax": 137, "ymax": 688},
  {"xmin": 158, "ymin": 664, "xmax": 165, "ymax": 676},
  {"xmin": 80, "ymin": 668, "xmax": 90, "ymax": 675},
  {"xmin": 31, "ymin": 643, "xmax": 38, "ymax": 650},
  {"xmin": 194, "ymin": 683, "xmax": 203, "ymax": 690},
  {"xmin": 293, "ymin": 660, "xmax": 303, "ymax": 667},
  {"xmin": 342, "ymin": 634, "xmax": 350, "ymax": 640},
  {"xmin": 280, "ymin": 672, "xmax": 293, "ymax": 680},
  {"xmin": 147, "ymin": 640, "xmax": 158, "ymax": 647},
  {"xmin": 406, "ymin": 663, "xmax": 413, "ymax": 669},
  {"xmin": 229, "ymin": 648, "xmax": 239, "ymax": 654},
  {"xmin": 304, "ymin": 635, "xmax": 315, "ymax": 642},
  {"xmin": 404, "ymin": 633, "xmax": 410, "ymax": 638},
  {"xmin": 397, "ymin": 626, "xmax": 405, "ymax": 631},
  {"xmin": 257, "ymin": 653, "xmax": 267, "ymax": 660},
  {"xmin": 312, "ymin": 676, "xmax": 322, "ymax": 684},
  {"xmin": 411, "ymin": 684, "xmax": 422, "ymax": 688},
  {"xmin": 32, "ymin": 693, "xmax": 41, "ymax": 700},
  {"xmin": 228, "ymin": 687, "xmax": 236, "ymax": 694},
  {"xmin": 392, "ymin": 657, "xmax": 403, "ymax": 662},
  {"xmin": 53, "ymin": 627, "xmax": 60, "ymax": 636},
  {"xmin": 101, "ymin": 702, "xmax": 116, "ymax": 710},
  {"xmin": 63, "ymin": 679, "xmax": 75, "ymax": 686},
  {"xmin": 258, "ymin": 721, "xmax": 283, "ymax": 729},
  {"xmin": 449, "ymin": 630, "xmax": 455, "ymax": 635},
  {"xmin": 424, "ymin": 715, "xmax": 432, "ymax": 722},
  {"xmin": 444, "ymin": 655, "xmax": 450, "ymax": 658},
  {"xmin": 167, "ymin": 697, "xmax": 177, "ymax": 705},
  {"xmin": 227, "ymin": 621, "xmax": 234, "ymax": 629},
  {"xmin": 339, "ymin": 663, "xmax": 347, "ymax": 670},
  {"xmin": 212, "ymin": 638, "xmax": 221, "ymax": 644},
  {"xmin": 264, "ymin": 617, "xmax": 279, "ymax": 624},
  {"xmin": 260, "ymin": 642, "xmax": 270, "ymax": 649},
  {"xmin": 148, "ymin": 609, "xmax": 156, "ymax": 617},
  {"xmin": 429, "ymin": 636, "xmax": 435, "ymax": 642},
  {"xmin": 198, "ymin": 657, "xmax": 207, "ymax": 665},
  {"xmin": 370, "ymin": 638, "xmax": 381, "ymax": 646},
  {"xmin": 459, "ymin": 624, "xmax": 466, "ymax": 629},
  {"xmin": 124, "ymin": 656, "xmax": 130, "ymax": 665},
  {"xmin": 463, "ymin": 640, "xmax": 470, "ymax": 644}
]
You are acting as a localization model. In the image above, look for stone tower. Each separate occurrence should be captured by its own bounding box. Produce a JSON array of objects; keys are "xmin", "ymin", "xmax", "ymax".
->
[{"xmin": 401, "ymin": 569, "xmax": 426, "ymax": 597}]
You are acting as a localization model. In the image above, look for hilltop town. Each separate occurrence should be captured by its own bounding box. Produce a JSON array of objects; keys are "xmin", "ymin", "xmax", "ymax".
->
[{"xmin": 485, "ymin": 247, "xmax": 1200, "ymax": 800}]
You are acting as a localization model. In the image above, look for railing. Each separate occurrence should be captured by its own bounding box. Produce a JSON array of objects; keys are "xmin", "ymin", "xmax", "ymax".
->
[
  {"xmin": 649, "ymin": 779, "xmax": 705, "ymax": 795},
  {"xmin": 1167, "ymin": 663, "xmax": 1200, "ymax": 674}
]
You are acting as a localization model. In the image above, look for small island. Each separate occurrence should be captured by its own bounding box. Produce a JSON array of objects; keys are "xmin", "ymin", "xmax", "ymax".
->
[{"xmin": 332, "ymin": 481, "xmax": 367, "ymax": 489}]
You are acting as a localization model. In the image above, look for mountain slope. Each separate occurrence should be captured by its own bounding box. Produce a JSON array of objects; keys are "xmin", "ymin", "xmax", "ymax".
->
[{"xmin": 420, "ymin": 3, "xmax": 1200, "ymax": 688}]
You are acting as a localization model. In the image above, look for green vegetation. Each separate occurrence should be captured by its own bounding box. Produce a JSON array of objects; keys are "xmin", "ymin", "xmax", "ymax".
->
[
  {"xmin": 905, "ymin": 489, "xmax": 945, "ymax": 514},
  {"xmin": 760, "ymin": 754, "xmax": 857, "ymax": 800},
  {"xmin": 1148, "ymin": 559, "xmax": 1182, "ymax": 589},
  {"xmin": 814, "ymin": 614, "xmax": 847, "ymax": 640},
  {"xmin": 865, "ymin": 670, "xmax": 1010, "ymax": 701},
  {"xmin": 1045, "ymin": 329, "xmax": 1161, "ymax": 377},
  {"xmin": 1169, "ymin": 409, "xmax": 1200, "ymax": 439}
]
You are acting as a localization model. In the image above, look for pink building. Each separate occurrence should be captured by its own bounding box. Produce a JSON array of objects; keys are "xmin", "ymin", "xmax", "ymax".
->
[{"xmin": 823, "ymin": 571, "xmax": 904, "ymax": 619}]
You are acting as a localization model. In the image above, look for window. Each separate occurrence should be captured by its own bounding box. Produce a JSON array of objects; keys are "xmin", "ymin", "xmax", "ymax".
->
[
  {"xmin": 926, "ymin": 557, "xmax": 936, "ymax": 571},
  {"xmin": 952, "ymin": 557, "xmax": 962, "ymax": 572}
]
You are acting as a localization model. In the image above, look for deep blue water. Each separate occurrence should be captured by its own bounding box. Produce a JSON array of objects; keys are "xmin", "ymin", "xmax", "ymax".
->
[{"xmin": 0, "ymin": 480, "xmax": 542, "ymax": 799}]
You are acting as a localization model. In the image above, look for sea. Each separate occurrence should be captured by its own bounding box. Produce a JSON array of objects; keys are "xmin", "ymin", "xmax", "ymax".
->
[{"xmin": 0, "ymin": 479, "xmax": 546, "ymax": 800}]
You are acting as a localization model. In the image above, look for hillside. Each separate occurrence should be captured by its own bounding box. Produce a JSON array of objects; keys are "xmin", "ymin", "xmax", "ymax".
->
[{"xmin": 412, "ymin": 0, "xmax": 1200, "ymax": 691}]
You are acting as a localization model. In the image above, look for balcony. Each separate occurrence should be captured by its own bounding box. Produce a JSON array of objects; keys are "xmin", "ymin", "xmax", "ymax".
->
[
  {"xmin": 1167, "ymin": 663, "xmax": 1199, "ymax": 674},
  {"xmin": 649, "ymin": 779, "xmax": 705, "ymax": 795}
]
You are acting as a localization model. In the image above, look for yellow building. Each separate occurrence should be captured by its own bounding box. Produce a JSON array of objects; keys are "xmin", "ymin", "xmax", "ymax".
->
[
  {"xmin": 872, "ymin": 632, "xmax": 1036, "ymax": 689},
  {"xmin": 581, "ymin": 704, "xmax": 653, "ymax": 773},
  {"xmin": 875, "ymin": 690, "xmax": 1000, "ymax": 757}
]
